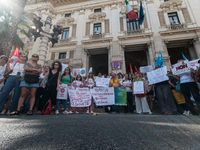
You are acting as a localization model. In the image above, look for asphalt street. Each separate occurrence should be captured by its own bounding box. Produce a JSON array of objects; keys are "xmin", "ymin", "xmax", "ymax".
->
[{"xmin": 0, "ymin": 114, "xmax": 200, "ymax": 150}]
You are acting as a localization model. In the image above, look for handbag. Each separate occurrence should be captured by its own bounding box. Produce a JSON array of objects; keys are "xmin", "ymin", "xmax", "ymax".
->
[
  {"xmin": 175, "ymin": 81, "xmax": 182, "ymax": 94},
  {"xmin": 24, "ymin": 74, "xmax": 39, "ymax": 83},
  {"xmin": 3, "ymin": 63, "xmax": 17, "ymax": 79}
]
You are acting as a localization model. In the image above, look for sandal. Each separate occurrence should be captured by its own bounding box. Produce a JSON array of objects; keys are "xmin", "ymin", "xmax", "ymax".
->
[
  {"xmin": 27, "ymin": 110, "xmax": 33, "ymax": 115},
  {"xmin": 6, "ymin": 110, "xmax": 11, "ymax": 115},
  {"xmin": 10, "ymin": 111, "xmax": 19, "ymax": 115}
]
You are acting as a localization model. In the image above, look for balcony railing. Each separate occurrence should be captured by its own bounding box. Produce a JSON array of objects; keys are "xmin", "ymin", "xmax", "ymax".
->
[
  {"xmin": 124, "ymin": 29, "xmax": 145, "ymax": 35},
  {"xmin": 59, "ymin": 38, "xmax": 71, "ymax": 43},
  {"xmin": 90, "ymin": 34, "xmax": 104, "ymax": 40},
  {"xmin": 167, "ymin": 24, "xmax": 187, "ymax": 30}
]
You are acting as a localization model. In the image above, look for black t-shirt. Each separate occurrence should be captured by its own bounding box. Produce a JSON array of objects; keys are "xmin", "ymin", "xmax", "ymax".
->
[{"xmin": 169, "ymin": 76, "xmax": 178, "ymax": 89}]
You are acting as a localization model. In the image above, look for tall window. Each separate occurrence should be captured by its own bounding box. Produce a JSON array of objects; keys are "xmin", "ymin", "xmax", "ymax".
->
[
  {"xmin": 59, "ymin": 53, "xmax": 66, "ymax": 59},
  {"xmin": 164, "ymin": 0, "xmax": 169, "ymax": 2},
  {"xmin": 126, "ymin": 15, "xmax": 140, "ymax": 31},
  {"xmin": 65, "ymin": 14, "xmax": 71, "ymax": 17},
  {"xmin": 62, "ymin": 28, "xmax": 69, "ymax": 39},
  {"xmin": 94, "ymin": 8, "xmax": 101, "ymax": 13},
  {"xmin": 93, "ymin": 23, "xmax": 101, "ymax": 34},
  {"xmin": 168, "ymin": 12, "xmax": 180, "ymax": 25}
]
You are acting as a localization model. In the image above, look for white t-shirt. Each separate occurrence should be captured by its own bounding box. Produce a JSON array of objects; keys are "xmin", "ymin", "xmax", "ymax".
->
[
  {"xmin": 73, "ymin": 80, "xmax": 83, "ymax": 87},
  {"xmin": 86, "ymin": 78, "xmax": 95, "ymax": 87},
  {"xmin": 178, "ymin": 71, "xmax": 195, "ymax": 84},
  {"xmin": 122, "ymin": 80, "xmax": 132, "ymax": 92},
  {"xmin": 0, "ymin": 65, "xmax": 6, "ymax": 79},
  {"xmin": 10, "ymin": 63, "xmax": 25, "ymax": 77},
  {"xmin": 39, "ymin": 73, "xmax": 45, "ymax": 87}
]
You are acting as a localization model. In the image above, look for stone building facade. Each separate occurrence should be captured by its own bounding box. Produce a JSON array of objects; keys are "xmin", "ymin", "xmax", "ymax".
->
[{"xmin": 22, "ymin": 0, "xmax": 200, "ymax": 75}]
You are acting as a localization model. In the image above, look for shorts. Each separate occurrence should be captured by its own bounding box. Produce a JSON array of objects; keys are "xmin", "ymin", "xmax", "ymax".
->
[
  {"xmin": 20, "ymin": 80, "xmax": 39, "ymax": 88},
  {"xmin": 146, "ymin": 90, "xmax": 153, "ymax": 96}
]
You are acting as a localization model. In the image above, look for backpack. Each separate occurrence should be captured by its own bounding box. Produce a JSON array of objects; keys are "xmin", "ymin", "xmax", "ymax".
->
[{"xmin": 42, "ymin": 99, "xmax": 52, "ymax": 115}]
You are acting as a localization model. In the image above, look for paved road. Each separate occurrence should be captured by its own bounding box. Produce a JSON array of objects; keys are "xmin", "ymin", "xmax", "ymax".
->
[{"xmin": 0, "ymin": 114, "xmax": 200, "ymax": 150}]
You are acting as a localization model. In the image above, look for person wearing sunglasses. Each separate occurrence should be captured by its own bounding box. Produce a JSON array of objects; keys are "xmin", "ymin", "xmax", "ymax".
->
[
  {"xmin": 0, "ymin": 54, "xmax": 28, "ymax": 115},
  {"xmin": 11, "ymin": 54, "xmax": 42, "ymax": 115},
  {"xmin": 0, "ymin": 55, "xmax": 8, "ymax": 92}
]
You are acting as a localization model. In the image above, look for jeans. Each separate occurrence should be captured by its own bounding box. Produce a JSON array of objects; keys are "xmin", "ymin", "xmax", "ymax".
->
[
  {"xmin": 0, "ymin": 75, "xmax": 21, "ymax": 111},
  {"xmin": 55, "ymin": 99, "xmax": 67, "ymax": 111}
]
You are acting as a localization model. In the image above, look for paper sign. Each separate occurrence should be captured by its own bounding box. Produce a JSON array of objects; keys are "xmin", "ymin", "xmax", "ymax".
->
[
  {"xmin": 171, "ymin": 60, "xmax": 190, "ymax": 75},
  {"xmin": 134, "ymin": 81, "xmax": 144, "ymax": 94},
  {"xmin": 61, "ymin": 63, "xmax": 68, "ymax": 74},
  {"xmin": 95, "ymin": 78, "xmax": 110, "ymax": 87},
  {"xmin": 68, "ymin": 86, "xmax": 91, "ymax": 107},
  {"xmin": 10, "ymin": 56, "xmax": 18, "ymax": 64},
  {"xmin": 147, "ymin": 66, "xmax": 169, "ymax": 85},
  {"xmin": 57, "ymin": 84, "xmax": 68, "ymax": 100},
  {"xmin": 114, "ymin": 87, "xmax": 127, "ymax": 106},
  {"xmin": 140, "ymin": 65, "xmax": 153, "ymax": 73},
  {"xmin": 73, "ymin": 68, "xmax": 86, "ymax": 77},
  {"xmin": 189, "ymin": 59, "xmax": 200, "ymax": 70},
  {"xmin": 112, "ymin": 61, "xmax": 120, "ymax": 69},
  {"xmin": 90, "ymin": 88, "xmax": 115, "ymax": 106}
]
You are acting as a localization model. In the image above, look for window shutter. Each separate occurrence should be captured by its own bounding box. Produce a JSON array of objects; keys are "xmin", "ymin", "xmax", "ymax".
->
[
  {"xmin": 70, "ymin": 51, "xmax": 74, "ymax": 58},
  {"xmin": 72, "ymin": 24, "xmax": 77, "ymax": 37},
  {"xmin": 85, "ymin": 22, "xmax": 90, "ymax": 36},
  {"xmin": 120, "ymin": 17, "xmax": 124, "ymax": 31},
  {"xmin": 157, "ymin": 11, "xmax": 166, "ymax": 26},
  {"xmin": 105, "ymin": 19, "xmax": 110, "ymax": 33},
  {"xmin": 182, "ymin": 8, "xmax": 192, "ymax": 23},
  {"xmin": 143, "ymin": 15, "xmax": 148, "ymax": 28},
  {"xmin": 51, "ymin": 52, "xmax": 55, "ymax": 60}
]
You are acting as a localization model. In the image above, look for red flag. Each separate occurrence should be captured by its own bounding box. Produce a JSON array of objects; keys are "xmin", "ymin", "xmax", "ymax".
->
[
  {"xmin": 130, "ymin": 63, "xmax": 133, "ymax": 73},
  {"xmin": 10, "ymin": 45, "xmax": 19, "ymax": 63},
  {"xmin": 135, "ymin": 66, "xmax": 139, "ymax": 72}
]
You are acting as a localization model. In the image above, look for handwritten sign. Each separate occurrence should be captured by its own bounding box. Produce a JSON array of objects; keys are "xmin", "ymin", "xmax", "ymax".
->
[
  {"xmin": 68, "ymin": 86, "xmax": 91, "ymax": 107},
  {"xmin": 61, "ymin": 63, "xmax": 68, "ymax": 74},
  {"xmin": 95, "ymin": 78, "xmax": 110, "ymax": 87},
  {"xmin": 90, "ymin": 87, "xmax": 115, "ymax": 106},
  {"xmin": 112, "ymin": 61, "xmax": 120, "ymax": 69},
  {"xmin": 57, "ymin": 84, "xmax": 68, "ymax": 100},
  {"xmin": 134, "ymin": 81, "xmax": 144, "ymax": 94},
  {"xmin": 140, "ymin": 65, "xmax": 153, "ymax": 73},
  {"xmin": 73, "ymin": 68, "xmax": 86, "ymax": 77},
  {"xmin": 171, "ymin": 60, "xmax": 190, "ymax": 75},
  {"xmin": 147, "ymin": 66, "xmax": 168, "ymax": 85},
  {"xmin": 114, "ymin": 87, "xmax": 127, "ymax": 106},
  {"xmin": 189, "ymin": 59, "xmax": 199, "ymax": 70}
]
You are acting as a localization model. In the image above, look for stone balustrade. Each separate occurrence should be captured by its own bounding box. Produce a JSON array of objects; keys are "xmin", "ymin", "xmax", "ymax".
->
[{"xmin": 167, "ymin": 24, "xmax": 187, "ymax": 30}]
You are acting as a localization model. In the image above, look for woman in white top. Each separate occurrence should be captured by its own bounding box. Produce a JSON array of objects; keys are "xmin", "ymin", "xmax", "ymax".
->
[
  {"xmin": 0, "ymin": 55, "xmax": 8, "ymax": 92},
  {"xmin": 84, "ymin": 72, "xmax": 96, "ymax": 114},
  {"xmin": 0, "ymin": 54, "xmax": 27, "ymax": 115}
]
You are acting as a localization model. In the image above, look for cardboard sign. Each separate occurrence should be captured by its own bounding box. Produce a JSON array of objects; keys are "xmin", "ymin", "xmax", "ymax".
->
[
  {"xmin": 147, "ymin": 66, "xmax": 168, "ymax": 85},
  {"xmin": 134, "ymin": 81, "xmax": 144, "ymax": 94},
  {"xmin": 114, "ymin": 87, "xmax": 127, "ymax": 106},
  {"xmin": 68, "ymin": 86, "xmax": 91, "ymax": 107},
  {"xmin": 171, "ymin": 60, "xmax": 190, "ymax": 75},
  {"xmin": 73, "ymin": 68, "xmax": 86, "ymax": 77},
  {"xmin": 61, "ymin": 63, "xmax": 68, "ymax": 74},
  {"xmin": 189, "ymin": 59, "xmax": 200, "ymax": 70},
  {"xmin": 90, "ymin": 88, "xmax": 115, "ymax": 106},
  {"xmin": 140, "ymin": 65, "xmax": 153, "ymax": 73},
  {"xmin": 95, "ymin": 78, "xmax": 110, "ymax": 87},
  {"xmin": 57, "ymin": 84, "xmax": 68, "ymax": 100},
  {"xmin": 112, "ymin": 61, "xmax": 120, "ymax": 69}
]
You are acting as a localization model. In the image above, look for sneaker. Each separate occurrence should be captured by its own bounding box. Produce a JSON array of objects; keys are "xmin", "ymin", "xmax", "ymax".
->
[
  {"xmin": 183, "ymin": 110, "xmax": 187, "ymax": 115},
  {"xmin": 75, "ymin": 111, "xmax": 79, "ymax": 114},
  {"xmin": 91, "ymin": 110, "xmax": 93, "ymax": 114},
  {"xmin": 138, "ymin": 112, "xmax": 142, "ymax": 115},
  {"xmin": 149, "ymin": 112, "xmax": 153, "ymax": 115},
  {"xmin": 186, "ymin": 111, "xmax": 192, "ymax": 116},
  {"xmin": 86, "ymin": 110, "xmax": 89, "ymax": 114},
  {"xmin": 55, "ymin": 110, "xmax": 59, "ymax": 115},
  {"xmin": 63, "ymin": 110, "xmax": 69, "ymax": 114},
  {"xmin": 0, "ymin": 110, "xmax": 6, "ymax": 115},
  {"xmin": 69, "ymin": 110, "xmax": 73, "ymax": 114}
]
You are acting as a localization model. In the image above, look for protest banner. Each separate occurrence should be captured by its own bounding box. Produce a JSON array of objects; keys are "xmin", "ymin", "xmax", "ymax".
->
[
  {"xmin": 140, "ymin": 65, "xmax": 153, "ymax": 73},
  {"xmin": 171, "ymin": 60, "xmax": 190, "ymax": 75},
  {"xmin": 95, "ymin": 78, "xmax": 110, "ymax": 87},
  {"xmin": 112, "ymin": 61, "xmax": 120, "ymax": 69},
  {"xmin": 90, "ymin": 87, "xmax": 115, "ymax": 106},
  {"xmin": 134, "ymin": 81, "xmax": 144, "ymax": 94},
  {"xmin": 73, "ymin": 68, "xmax": 86, "ymax": 77},
  {"xmin": 68, "ymin": 86, "xmax": 91, "ymax": 107},
  {"xmin": 189, "ymin": 59, "xmax": 199, "ymax": 70},
  {"xmin": 57, "ymin": 84, "xmax": 68, "ymax": 100},
  {"xmin": 147, "ymin": 66, "xmax": 168, "ymax": 85},
  {"xmin": 114, "ymin": 87, "xmax": 127, "ymax": 106}
]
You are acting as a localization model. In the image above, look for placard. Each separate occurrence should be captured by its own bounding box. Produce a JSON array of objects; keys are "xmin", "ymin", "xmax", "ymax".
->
[
  {"xmin": 112, "ymin": 61, "xmax": 120, "ymax": 69},
  {"xmin": 68, "ymin": 86, "xmax": 91, "ymax": 107},
  {"xmin": 147, "ymin": 66, "xmax": 168, "ymax": 85},
  {"xmin": 95, "ymin": 78, "xmax": 110, "ymax": 87},
  {"xmin": 73, "ymin": 68, "xmax": 86, "ymax": 77},
  {"xmin": 61, "ymin": 63, "xmax": 68, "ymax": 74},
  {"xmin": 140, "ymin": 65, "xmax": 153, "ymax": 73},
  {"xmin": 171, "ymin": 60, "xmax": 190, "ymax": 75},
  {"xmin": 189, "ymin": 59, "xmax": 200, "ymax": 70},
  {"xmin": 57, "ymin": 84, "xmax": 68, "ymax": 100},
  {"xmin": 90, "ymin": 88, "xmax": 115, "ymax": 106},
  {"xmin": 134, "ymin": 81, "xmax": 144, "ymax": 94},
  {"xmin": 114, "ymin": 87, "xmax": 127, "ymax": 106}
]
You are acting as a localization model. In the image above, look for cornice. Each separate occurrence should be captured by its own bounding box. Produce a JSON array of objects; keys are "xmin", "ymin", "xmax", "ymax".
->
[
  {"xmin": 89, "ymin": 12, "xmax": 106, "ymax": 22},
  {"xmin": 159, "ymin": 27, "xmax": 198, "ymax": 35},
  {"xmin": 118, "ymin": 32, "xmax": 154, "ymax": 40},
  {"xmin": 58, "ymin": 17, "xmax": 75, "ymax": 27}
]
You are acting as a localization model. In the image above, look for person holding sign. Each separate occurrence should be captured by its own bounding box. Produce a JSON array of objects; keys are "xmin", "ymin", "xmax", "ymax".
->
[{"xmin": 0, "ymin": 55, "xmax": 8, "ymax": 92}]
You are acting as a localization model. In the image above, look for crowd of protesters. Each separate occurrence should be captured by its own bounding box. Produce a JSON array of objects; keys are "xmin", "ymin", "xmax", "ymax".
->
[{"xmin": 0, "ymin": 54, "xmax": 200, "ymax": 116}]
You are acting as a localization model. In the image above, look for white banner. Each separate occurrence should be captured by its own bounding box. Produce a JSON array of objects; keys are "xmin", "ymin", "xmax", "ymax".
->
[
  {"xmin": 90, "ymin": 87, "xmax": 115, "ymax": 106},
  {"xmin": 147, "ymin": 66, "xmax": 169, "ymax": 85},
  {"xmin": 140, "ymin": 65, "xmax": 153, "ymax": 73},
  {"xmin": 73, "ymin": 68, "xmax": 86, "ymax": 77},
  {"xmin": 95, "ymin": 78, "xmax": 110, "ymax": 87},
  {"xmin": 68, "ymin": 86, "xmax": 91, "ymax": 107},
  {"xmin": 134, "ymin": 81, "xmax": 144, "ymax": 94},
  {"xmin": 189, "ymin": 59, "xmax": 199, "ymax": 70},
  {"xmin": 171, "ymin": 60, "xmax": 190, "ymax": 75},
  {"xmin": 57, "ymin": 84, "xmax": 68, "ymax": 100}
]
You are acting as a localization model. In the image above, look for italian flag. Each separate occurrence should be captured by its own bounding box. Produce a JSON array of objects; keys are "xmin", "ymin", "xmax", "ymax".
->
[{"xmin": 125, "ymin": 0, "xmax": 139, "ymax": 20}]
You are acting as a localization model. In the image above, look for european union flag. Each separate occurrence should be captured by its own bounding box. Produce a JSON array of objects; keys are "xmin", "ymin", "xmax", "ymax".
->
[
  {"xmin": 155, "ymin": 51, "xmax": 163, "ymax": 68},
  {"xmin": 139, "ymin": 0, "xmax": 144, "ymax": 25}
]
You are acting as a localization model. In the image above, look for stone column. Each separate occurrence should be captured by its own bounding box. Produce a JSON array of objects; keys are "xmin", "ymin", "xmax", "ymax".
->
[
  {"xmin": 147, "ymin": 42, "xmax": 155, "ymax": 67},
  {"xmin": 193, "ymin": 38, "xmax": 200, "ymax": 58},
  {"xmin": 188, "ymin": 46, "xmax": 197, "ymax": 60},
  {"xmin": 38, "ymin": 16, "xmax": 52, "ymax": 66}
]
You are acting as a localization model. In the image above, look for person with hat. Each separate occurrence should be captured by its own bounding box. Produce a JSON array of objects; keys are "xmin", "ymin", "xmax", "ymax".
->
[{"xmin": 0, "ymin": 55, "xmax": 8, "ymax": 92}]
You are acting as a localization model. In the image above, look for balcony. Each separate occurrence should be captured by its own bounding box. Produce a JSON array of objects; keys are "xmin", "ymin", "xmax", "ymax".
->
[
  {"xmin": 167, "ymin": 24, "xmax": 187, "ymax": 30},
  {"xmin": 90, "ymin": 34, "xmax": 104, "ymax": 40},
  {"xmin": 59, "ymin": 38, "xmax": 71, "ymax": 43},
  {"xmin": 123, "ymin": 29, "xmax": 145, "ymax": 35}
]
